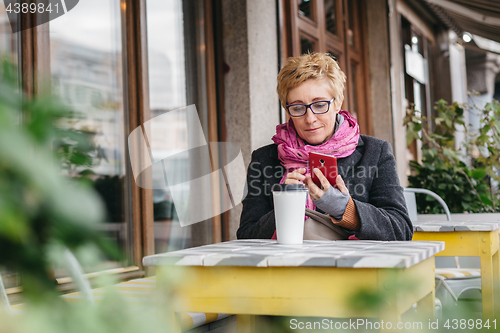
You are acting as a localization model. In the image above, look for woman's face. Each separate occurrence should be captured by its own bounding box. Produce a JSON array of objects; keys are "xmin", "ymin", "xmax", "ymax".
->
[{"xmin": 287, "ymin": 79, "xmax": 342, "ymax": 145}]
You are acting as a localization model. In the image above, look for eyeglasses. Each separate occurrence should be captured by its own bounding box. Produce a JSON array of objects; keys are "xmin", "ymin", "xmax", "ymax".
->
[{"xmin": 285, "ymin": 98, "xmax": 335, "ymax": 117}]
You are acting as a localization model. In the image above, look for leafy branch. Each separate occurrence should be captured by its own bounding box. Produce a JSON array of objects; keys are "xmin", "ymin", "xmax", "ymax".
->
[{"xmin": 404, "ymin": 99, "xmax": 500, "ymax": 213}]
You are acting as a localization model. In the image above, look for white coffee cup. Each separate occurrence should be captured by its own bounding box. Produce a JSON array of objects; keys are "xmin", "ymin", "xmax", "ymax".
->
[{"xmin": 272, "ymin": 183, "xmax": 308, "ymax": 245}]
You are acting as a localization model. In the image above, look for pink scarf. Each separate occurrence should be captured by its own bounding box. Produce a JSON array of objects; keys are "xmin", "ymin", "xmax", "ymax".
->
[{"xmin": 271, "ymin": 110, "xmax": 360, "ymax": 239}]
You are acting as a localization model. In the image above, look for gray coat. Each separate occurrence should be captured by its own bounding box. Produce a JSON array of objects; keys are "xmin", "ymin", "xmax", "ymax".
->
[{"xmin": 237, "ymin": 135, "xmax": 413, "ymax": 241}]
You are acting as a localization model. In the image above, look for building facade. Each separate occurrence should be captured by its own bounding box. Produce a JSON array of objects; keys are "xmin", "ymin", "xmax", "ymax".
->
[{"xmin": 1, "ymin": 0, "xmax": 499, "ymax": 280}]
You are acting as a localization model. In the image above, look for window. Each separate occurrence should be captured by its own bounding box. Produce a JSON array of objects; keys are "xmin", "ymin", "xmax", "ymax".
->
[
  {"xmin": 0, "ymin": 1, "xmax": 18, "ymax": 63},
  {"xmin": 281, "ymin": 0, "xmax": 371, "ymax": 134},
  {"xmin": 401, "ymin": 15, "xmax": 431, "ymax": 162},
  {"xmin": 1, "ymin": 0, "xmax": 222, "ymax": 287},
  {"xmin": 0, "ymin": 0, "xmax": 19, "ymax": 81},
  {"xmin": 324, "ymin": 0, "xmax": 338, "ymax": 35},
  {"xmin": 300, "ymin": 34, "xmax": 317, "ymax": 54},
  {"xmin": 145, "ymin": 0, "xmax": 221, "ymax": 252},
  {"xmin": 49, "ymin": 0, "xmax": 131, "ymax": 270}
]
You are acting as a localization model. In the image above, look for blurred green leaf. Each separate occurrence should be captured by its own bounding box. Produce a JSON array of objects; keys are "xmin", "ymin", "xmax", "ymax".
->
[
  {"xmin": 471, "ymin": 168, "xmax": 487, "ymax": 180},
  {"xmin": 0, "ymin": 60, "xmax": 119, "ymax": 301}
]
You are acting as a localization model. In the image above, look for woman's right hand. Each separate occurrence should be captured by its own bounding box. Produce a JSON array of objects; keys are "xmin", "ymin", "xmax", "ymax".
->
[{"xmin": 284, "ymin": 168, "xmax": 306, "ymax": 184}]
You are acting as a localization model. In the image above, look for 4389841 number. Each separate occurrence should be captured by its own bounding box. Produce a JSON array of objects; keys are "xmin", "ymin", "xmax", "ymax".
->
[
  {"xmin": 443, "ymin": 319, "xmax": 496, "ymax": 330},
  {"xmin": 6, "ymin": 2, "xmax": 60, "ymax": 14}
]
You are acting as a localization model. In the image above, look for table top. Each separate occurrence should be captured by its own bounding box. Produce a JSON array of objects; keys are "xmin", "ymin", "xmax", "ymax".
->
[
  {"xmin": 417, "ymin": 213, "xmax": 500, "ymax": 222},
  {"xmin": 413, "ymin": 220, "xmax": 499, "ymax": 232},
  {"xmin": 143, "ymin": 240, "xmax": 444, "ymax": 269}
]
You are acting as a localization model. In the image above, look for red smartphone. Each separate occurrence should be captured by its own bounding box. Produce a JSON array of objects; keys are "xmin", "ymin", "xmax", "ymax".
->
[{"xmin": 309, "ymin": 152, "xmax": 338, "ymax": 187}]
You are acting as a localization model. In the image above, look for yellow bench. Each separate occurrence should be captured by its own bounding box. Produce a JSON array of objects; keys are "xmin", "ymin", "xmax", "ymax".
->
[{"xmin": 413, "ymin": 221, "xmax": 500, "ymax": 319}]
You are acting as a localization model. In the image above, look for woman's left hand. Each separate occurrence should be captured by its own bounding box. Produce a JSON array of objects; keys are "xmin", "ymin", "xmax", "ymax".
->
[{"xmin": 305, "ymin": 168, "xmax": 349, "ymax": 200}]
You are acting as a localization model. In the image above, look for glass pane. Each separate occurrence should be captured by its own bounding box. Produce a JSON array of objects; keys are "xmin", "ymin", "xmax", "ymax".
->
[
  {"xmin": 147, "ymin": 0, "xmax": 186, "ymax": 112},
  {"xmin": 328, "ymin": 51, "xmax": 339, "ymax": 62},
  {"xmin": 324, "ymin": 0, "xmax": 337, "ymax": 35},
  {"xmin": 298, "ymin": 0, "xmax": 313, "ymax": 21},
  {"xmin": 146, "ymin": 0, "xmax": 214, "ymax": 253},
  {"xmin": 50, "ymin": 0, "xmax": 129, "ymax": 271},
  {"xmin": 494, "ymin": 80, "xmax": 500, "ymax": 101},
  {"xmin": 0, "ymin": 0, "xmax": 19, "ymax": 114},
  {"xmin": 413, "ymin": 80, "xmax": 422, "ymax": 114},
  {"xmin": 0, "ymin": 1, "xmax": 18, "ymax": 63},
  {"xmin": 347, "ymin": 0, "xmax": 355, "ymax": 46},
  {"xmin": 300, "ymin": 35, "xmax": 315, "ymax": 55},
  {"xmin": 350, "ymin": 62, "xmax": 358, "ymax": 119}
]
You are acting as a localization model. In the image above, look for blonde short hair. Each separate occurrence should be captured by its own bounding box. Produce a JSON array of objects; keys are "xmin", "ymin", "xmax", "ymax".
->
[{"xmin": 277, "ymin": 53, "xmax": 346, "ymax": 109}]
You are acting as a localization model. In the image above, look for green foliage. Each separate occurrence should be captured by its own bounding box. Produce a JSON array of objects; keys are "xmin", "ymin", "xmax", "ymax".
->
[
  {"xmin": 0, "ymin": 60, "xmax": 178, "ymax": 332},
  {"xmin": 0, "ymin": 283, "xmax": 177, "ymax": 333},
  {"xmin": 0, "ymin": 60, "xmax": 119, "ymax": 302},
  {"xmin": 404, "ymin": 99, "xmax": 500, "ymax": 213},
  {"xmin": 348, "ymin": 272, "xmax": 419, "ymax": 314}
]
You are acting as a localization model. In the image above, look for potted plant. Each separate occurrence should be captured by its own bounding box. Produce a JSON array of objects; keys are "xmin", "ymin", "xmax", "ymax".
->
[{"xmin": 404, "ymin": 98, "xmax": 500, "ymax": 214}]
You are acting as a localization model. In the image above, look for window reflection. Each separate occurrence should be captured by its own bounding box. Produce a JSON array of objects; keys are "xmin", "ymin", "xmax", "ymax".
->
[
  {"xmin": 147, "ymin": 0, "xmax": 187, "ymax": 254},
  {"xmin": 0, "ymin": 1, "xmax": 18, "ymax": 66},
  {"xmin": 328, "ymin": 52, "xmax": 339, "ymax": 62},
  {"xmin": 301, "ymin": 35, "xmax": 315, "ymax": 55},
  {"xmin": 298, "ymin": 0, "xmax": 314, "ymax": 21},
  {"xmin": 147, "ymin": 0, "xmax": 212, "ymax": 253},
  {"xmin": 147, "ymin": 0, "xmax": 186, "ymax": 111},
  {"xmin": 347, "ymin": 0, "xmax": 355, "ymax": 47},
  {"xmin": 324, "ymin": 0, "xmax": 337, "ymax": 35},
  {"xmin": 50, "ymin": 0, "xmax": 128, "ymax": 269}
]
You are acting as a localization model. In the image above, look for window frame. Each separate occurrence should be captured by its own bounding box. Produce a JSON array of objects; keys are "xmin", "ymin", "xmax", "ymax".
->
[
  {"xmin": 10, "ymin": 0, "xmax": 146, "ymax": 283},
  {"xmin": 13, "ymin": 0, "xmax": 223, "ymax": 279},
  {"xmin": 3, "ymin": 0, "xmax": 226, "ymax": 303}
]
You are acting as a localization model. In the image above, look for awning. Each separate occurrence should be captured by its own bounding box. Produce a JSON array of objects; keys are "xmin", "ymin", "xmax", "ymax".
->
[{"xmin": 425, "ymin": 0, "xmax": 500, "ymax": 44}]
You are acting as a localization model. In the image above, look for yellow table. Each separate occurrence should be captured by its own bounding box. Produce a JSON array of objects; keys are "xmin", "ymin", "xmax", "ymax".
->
[
  {"xmin": 412, "ymin": 220, "xmax": 500, "ymax": 319},
  {"xmin": 143, "ymin": 240, "xmax": 444, "ymax": 332}
]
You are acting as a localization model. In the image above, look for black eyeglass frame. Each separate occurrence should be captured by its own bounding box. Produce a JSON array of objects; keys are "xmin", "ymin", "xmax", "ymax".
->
[{"xmin": 285, "ymin": 98, "xmax": 336, "ymax": 117}]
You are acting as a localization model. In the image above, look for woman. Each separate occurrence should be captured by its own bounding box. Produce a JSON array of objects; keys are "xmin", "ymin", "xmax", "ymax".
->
[{"xmin": 237, "ymin": 53, "xmax": 412, "ymax": 241}]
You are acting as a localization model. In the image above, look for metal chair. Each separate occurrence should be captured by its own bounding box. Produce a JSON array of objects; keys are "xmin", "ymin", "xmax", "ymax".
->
[
  {"xmin": 404, "ymin": 187, "xmax": 460, "ymax": 268},
  {"xmin": 404, "ymin": 187, "xmax": 451, "ymax": 222},
  {"xmin": 405, "ymin": 187, "xmax": 482, "ymax": 315},
  {"xmin": 0, "ymin": 274, "xmax": 11, "ymax": 314},
  {"xmin": 0, "ymin": 249, "xmax": 94, "ymax": 313}
]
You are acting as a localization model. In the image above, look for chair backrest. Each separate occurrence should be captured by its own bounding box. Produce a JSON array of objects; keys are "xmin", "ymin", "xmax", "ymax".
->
[
  {"xmin": 0, "ymin": 274, "xmax": 12, "ymax": 314},
  {"xmin": 62, "ymin": 249, "xmax": 95, "ymax": 304},
  {"xmin": 404, "ymin": 190, "xmax": 418, "ymax": 222},
  {"xmin": 405, "ymin": 188, "xmax": 457, "ymax": 268},
  {"xmin": 404, "ymin": 188, "xmax": 452, "ymax": 222}
]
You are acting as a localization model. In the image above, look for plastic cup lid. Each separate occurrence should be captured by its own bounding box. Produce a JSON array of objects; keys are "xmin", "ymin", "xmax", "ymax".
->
[{"xmin": 272, "ymin": 183, "xmax": 308, "ymax": 192}]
